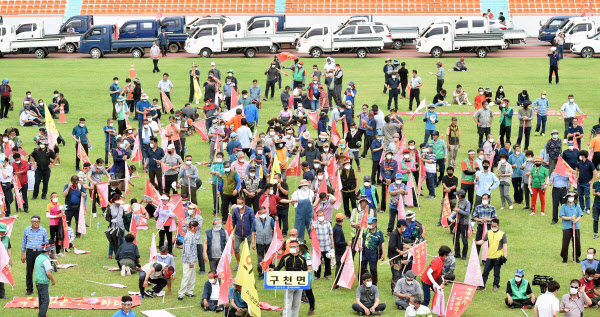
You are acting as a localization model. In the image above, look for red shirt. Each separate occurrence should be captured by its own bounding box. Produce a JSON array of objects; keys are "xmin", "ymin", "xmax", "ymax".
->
[
  {"xmin": 12, "ymin": 159, "xmax": 29, "ymax": 186},
  {"xmin": 259, "ymin": 193, "xmax": 282, "ymax": 216},
  {"xmin": 421, "ymin": 256, "xmax": 444, "ymax": 286},
  {"xmin": 579, "ymin": 277, "xmax": 595, "ymax": 298}
]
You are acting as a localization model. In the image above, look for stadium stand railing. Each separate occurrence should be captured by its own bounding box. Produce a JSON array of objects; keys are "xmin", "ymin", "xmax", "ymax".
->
[{"xmin": 284, "ymin": 1, "xmax": 481, "ymax": 14}]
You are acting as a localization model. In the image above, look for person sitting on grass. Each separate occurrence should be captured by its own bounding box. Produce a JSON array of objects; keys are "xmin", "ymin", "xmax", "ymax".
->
[
  {"xmin": 404, "ymin": 294, "xmax": 431, "ymax": 317},
  {"xmin": 202, "ymin": 271, "xmax": 225, "ymax": 312},
  {"xmin": 352, "ymin": 273, "xmax": 386, "ymax": 315},
  {"xmin": 580, "ymin": 268, "xmax": 600, "ymax": 306},
  {"xmin": 505, "ymin": 269, "xmax": 536, "ymax": 309},
  {"xmin": 115, "ymin": 233, "xmax": 140, "ymax": 276},
  {"xmin": 227, "ymin": 283, "xmax": 248, "ymax": 317},
  {"xmin": 112, "ymin": 295, "xmax": 136, "ymax": 317},
  {"xmin": 393, "ymin": 270, "xmax": 423, "ymax": 310}
]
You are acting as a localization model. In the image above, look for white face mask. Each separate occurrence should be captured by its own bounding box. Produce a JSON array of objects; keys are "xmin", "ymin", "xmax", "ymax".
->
[
  {"xmin": 478, "ymin": 155, "xmax": 484, "ymax": 161},
  {"xmin": 257, "ymin": 150, "xmax": 263, "ymax": 155},
  {"xmin": 216, "ymin": 158, "xmax": 223, "ymax": 163},
  {"xmin": 27, "ymin": 94, "xmax": 31, "ymax": 98},
  {"xmin": 260, "ymin": 214, "xmax": 267, "ymax": 219},
  {"xmin": 344, "ymin": 165, "xmax": 351, "ymax": 170},
  {"xmin": 269, "ymin": 132, "xmax": 275, "ymax": 136},
  {"xmin": 214, "ymin": 224, "xmax": 222, "ymax": 230},
  {"xmin": 376, "ymin": 138, "xmax": 382, "ymax": 142},
  {"xmin": 482, "ymin": 200, "xmax": 489, "ymax": 205},
  {"xmin": 587, "ymin": 254, "xmax": 594, "ymax": 260},
  {"xmin": 386, "ymin": 154, "xmax": 392, "ymax": 159},
  {"xmin": 568, "ymin": 197, "xmax": 574, "ymax": 203},
  {"xmin": 318, "ymin": 216, "xmax": 324, "ymax": 222},
  {"xmin": 515, "ymin": 277, "xmax": 522, "ymax": 283},
  {"xmin": 364, "ymin": 182, "xmax": 371, "ymax": 187},
  {"xmin": 499, "ymin": 88, "xmax": 503, "ymax": 92},
  {"xmin": 224, "ymin": 168, "xmax": 231, "ymax": 172},
  {"xmin": 149, "ymin": 143, "xmax": 155, "ymax": 148},
  {"xmin": 108, "ymin": 123, "xmax": 113, "ymax": 127},
  {"xmin": 313, "ymin": 163, "xmax": 320, "ymax": 169},
  {"xmin": 228, "ymin": 73, "xmax": 233, "ymax": 77},
  {"xmin": 527, "ymin": 157, "xmax": 533, "ymax": 161},
  {"xmin": 392, "ymin": 76, "xmax": 396, "ymax": 79},
  {"xmin": 15, "ymin": 160, "xmax": 20, "ymax": 164},
  {"xmin": 365, "ymin": 281, "xmax": 372, "ymax": 288},
  {"xmin": 52, "ymin": 197, "xmax": 58, "ymax": 203},
  {"xmin": 54, "ymin": 94, "xmax": 59, "ymax": 98},
  {"xmin": 289, "ymin": 248, "xmax": 297, "ymax": 254},
  {"xmin": 273, "ymin": 179, "xmax": 279, "ymax": 184},
  {"xmin": 396, "ymin": 180, "xmax": 402, "ymax": 184},
  {"xmin": 541, "ymin": 95, "xmax": 546, "ymax": 99},
  {"xmin": 186, "ymin": 161, "xmax": 192, "ymax": 166},
  {"xmin": 422, "ymin": 149, "xmax": 429, "ymax": 153},
  {"xmin": 491, "ymin": 227, "xmax": 499, "ymax": 232},
  {"xmin": 490, "ymin": 138, "xmax": 494, "ymax": 143},
  {"xmin": 79, "ymin": 123, "xmax": 85, "ymax": 127},
  {"xmin": 404, "ymin": 155, "xmax": 410, "ymax": 160},
  {"xmin": 243, "ymin": 95, "xmax": 247, "ymax": 98},
  {"xmin": 569, "ymin": 98, "xmax": 574, "ymax": 103},
  {"xmin": 2, "ymin": 138, "xmax": 6, "ymax": 142},
  {"xmin": 367, "ymin": 225, "xmax": 373, "ymax": 229},
  {"xmin": 515, "ymin": 151, "xmax": 521, "ymax": 155},
  {"xmin": 568, "ymin": 146, "xmax": 574, "ymax": 150},
  {"xmin": 209, "ymin": 279, "xmax": 216, "ymax": 284},
  {"xmin": 317, "ymin": 175, "xmax": 324, "ymax": 180},
  {"xmin": 409, "ymin": 145, "xmax": 415, "ymax": 150},
  {"xmin": 40, "ymin": 144, "xmax": 46, "ymax": 149},
  {"xmin": 479, "ymin": 91, "xmax": 484, "ymax": 95},
  {"xmin": 570, "ymin": 287, "xmax": 578, "ymax": 294},
  {"xmin": 39, "ymin": 102, "xmax": 44, "ymax": 106},
  {"xmin": 500, "ymin": 159, "xmax": 506, "ymax": 164}
]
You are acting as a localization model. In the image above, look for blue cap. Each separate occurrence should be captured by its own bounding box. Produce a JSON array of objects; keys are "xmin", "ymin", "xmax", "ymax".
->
[
  {"xmin": 367, "ymin": 217, "xmax": 377, "ymax": 224},
  {"xmin": 377, "ymin": 130, "xmax": 383, "ymax": 136},
  {"xmin": 397, "ymin": 219, "xmax": 408, "ymax": 227},
  {"xmin": 515, "ymin": 269, "xmax": 524, "ymax": 276},
  {"xmin": 230, "ymin": 132, "xmax": 238, "ymax": 138},
  {"xmin": 395, "ymin": 172, "xmax": 404, "ymax": 179}
]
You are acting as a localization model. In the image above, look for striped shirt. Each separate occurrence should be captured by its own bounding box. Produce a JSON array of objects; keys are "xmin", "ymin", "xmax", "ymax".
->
[
  {"xmin": 21, "ymin": 226, "xmax": 49, "ymax": 252},
  {"xmin": 312, "ymin": 220, "xmax": 333, "ymax": 252},
  {"xmin": 472, "ymin": 205, "xmax": 498, "ymax": 225},
  {"xmin": 181, "ymin": 231, "xmax": 198, "ymax": 264}
]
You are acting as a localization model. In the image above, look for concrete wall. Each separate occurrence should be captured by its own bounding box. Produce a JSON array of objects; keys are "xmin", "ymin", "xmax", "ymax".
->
[{"xmin": 3, "ymin": 14, "xmax": 599, "ymax": 38}]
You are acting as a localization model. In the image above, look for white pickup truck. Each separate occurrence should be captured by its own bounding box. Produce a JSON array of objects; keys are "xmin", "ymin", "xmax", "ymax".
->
[
  {"xmin": 224, "ymin": 18, "xmax": 303, "ymax": 53},
  {"xmin": 438, "ymin": 17, "xmax": 527, "ymax": 49},
  {"xmin": 0, "ymin": 23, "xmax": 65, "ymax": 58},
  {"xmin": 559, "ymin": 17, "xmax": 600, "ymax": 49},
  {"xmin": 416, "ymin": 20, "xmax": 504, "ymax": 58},
  {"xmin": 184, "ymin": 15, "xmax": 231, "ymax": 33},
  {"xmin": 337, "ymin": 15, "xmax": 418, "ymax": 49},
  {"xmin": 185, "ymin": 24, "xmax": 273, "ymax": 58},
  {"xmin": 570, "ymin": 31, "xmax": 600, "ymax": 57},
  {"xmin": 296, "ymin": 24, "xmax": 384, "ymax": 58},
  {"xmin": 13, "ymin": 21, "xmax": 83, "ymax": 54}
]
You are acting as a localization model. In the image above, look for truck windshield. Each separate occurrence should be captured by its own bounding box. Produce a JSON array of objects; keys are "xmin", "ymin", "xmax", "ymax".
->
[
  {"xmin": 194, "ymin": 28, "xmax": 214, "ymax": 39},
  {"xmin": 420, "ymin": 25, "xmax": 431, "ymax": 37},
  {"xmin": 83, "ymin": 28, "xmax": 102, "ymax": 39}
]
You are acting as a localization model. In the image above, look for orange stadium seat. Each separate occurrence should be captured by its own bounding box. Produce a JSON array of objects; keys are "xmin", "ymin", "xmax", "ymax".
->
[
  {"xmin": 510, "ymin": 0, "xmax": 598, "ymax": 14},
  {"xmin": 0, "ymin": 0, "xmax": 66, "ymax": 15}
]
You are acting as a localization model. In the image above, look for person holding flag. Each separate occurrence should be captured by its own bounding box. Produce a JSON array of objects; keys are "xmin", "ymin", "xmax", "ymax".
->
[
  {"xmin": 71, "ymin": 118, "xmax": 90, "ymax": 171},
  {"xmin": 421, "ymin": 245, "xmax": 452, "ymax": 306},
  {"xmin": 231, "ymin": 196, "xmax": 254, "ymax": 270},
  {"xmin": 0, "ymin": 222, "xmax": 12, "ymax": 299},
  {"xmin": 559, "ymin": 191, "xmax": 583, "ymax": 263},
  {"xmin": 380, "ymin": 149, "xmax": 398, "ymax": 213},
  {"xmin": 387, "ymin": 173, "xmax": 408, "ymax": 235},
  {"xmin": 359, "ymin": 217, "xmax": 385, "ymax": 286}
]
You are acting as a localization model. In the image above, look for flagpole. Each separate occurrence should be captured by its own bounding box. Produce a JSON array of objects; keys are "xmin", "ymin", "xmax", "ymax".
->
[
  {"xmin": 411, "ymin": 173, "xmax": 421, "ymax": 211},
  {"xmin": 330, "ymin": 246, "xmax": 349, "ymax": 291}
]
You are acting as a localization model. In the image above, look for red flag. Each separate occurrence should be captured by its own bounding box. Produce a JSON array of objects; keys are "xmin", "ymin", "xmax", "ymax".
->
[
  {"xmin": 441, "ymin": 193, "xmax": 452, "ymax": 227},
  {"xmin": 409, "ymin": 98, "xmax": 428, "ymax": 121},
  {"xmin": 309, "ymin": 228, "xmax": 322, "ymax": 270},
  {"xmin": 0, "ymin": 242, "xmax": 14, "ymax": 287},
  {"xmin": 331, "ymin": 117, "xmax": 341, "ymax": 146},
  {"xmin": 217, "ymin": 232, "xmax": 235, "ymax": 277},
  {"xmin": 318, "ymin": 176, "xmax": 328, "ymax": 195},
  {"xmin": 77, "ymin": 142, "xmax": 90, "ymax": 164},
  {"xmin": 160, "ymin": 90, "xmax": 174, "ymax": 112},
  {"xmin": 60, "ymin": 214, "xmax": 70, "ymax": 248},
  {"xmin": 337, "ymin": 248, "xmax": 355, "ymax": 289},
  {"xmin": 343, "ymin": 119, "xmax": 349, "ymax": 138},
  {"xmin": 218, "ymin": 252, "xmax": 233, "ymax": 305},
  {"xmin": 408, "ymin": 240, "xmax": 427, "ymax": 276},
  {"xmin": 445, "ymin": 282, "xmax": 477, "ymax": 317},
  {"xmin": 77, "ymin": 198, "xmax": 86, "ymax": 235},
  {"xmin": 326, "ymin": 155, "xmax": 336, "ymax": 178},
  {"xmin": 556, "ymin": 156, "xmax": 578, "ymax": 188},
  {"xmin": 96, "ymin": 182, "xmax": 109, "ymax": 208},
  {"xmin": 286, "ymin": 151, "xmax": 302, "ymax": 176},
  {"xmin": 333, "ymin": 172, "xmax": 342, "ymax": 210},
  {"xmin": 155, "ymin": 9, "xmax": 162, "ymax": 21},
  {"xmin": 261, "ymin": 222, "xmax": 284, "ymax": 272},
  {"xmin": 230, "ymin": 88, "xmax": 240, "ymax": 109},
  {"xmin": 308, "ymin": 111, "xmax": 318, "ymax": 129},
  {"xmin": 0, "ymin": 217, "xmax": 16, "ymax": 238},
  {"xmin": 12, "ymin": 175, "xmax": 23, "ymax": 210},
  {"xmin": 172, "ymin": 197, "xmax": 186, "ymax": 236},
  {"xmin": 130, "ymin": 208, "xmax": 138, "ymax": 245},
  {"xmin": 130, "ymin": 137, "xmax": 143, "ymax": 163},
  {"xmin": 192, "ymin": 120, "xmax": 209, "ymax": 141},
  {"xmin": 224, "ymin": 214, "xmax": 233, "ymax": 236},
  {"xmin": 576, "ymin": 114, "xmax": 588, "ymax": 126},
  {"xmin": 159, "ymin": 161, "xmax": 170, "ymax": 173},
  {"xmin": 144, "ymin": 178, "xmax": 161, "ymax": 207},
  {"xmin": 406, "ymin": 84, "xmax": 411, "ymax": 99},
  {"xmin": 276, "ymin": 52, "xmax": 298, "ymax": 63}
]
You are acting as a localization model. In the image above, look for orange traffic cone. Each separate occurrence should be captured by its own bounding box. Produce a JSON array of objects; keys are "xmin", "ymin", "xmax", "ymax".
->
[
  {"xmin": 58, "ymin": 105, "xmax": 67, "ymax": 123},
  {"xmin": 129, "ymin": 62, "xmax": 136, "ymax": 78}
]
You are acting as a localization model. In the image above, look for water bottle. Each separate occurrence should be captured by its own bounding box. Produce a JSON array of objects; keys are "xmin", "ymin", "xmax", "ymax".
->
[
  {"xmin": 96, "ymin": 222, "xmax": 100, "ymax": 230},
  {"xmin": 185, "ymin": 147, "xmax": 189, "ymax": 154},
  {"xmin": 89, "ymin": 145, "xmax": 93, "ymax": 150},
  {"xmin": 91, "ymin": 292, "xmax": 96, "ymax": 297}
]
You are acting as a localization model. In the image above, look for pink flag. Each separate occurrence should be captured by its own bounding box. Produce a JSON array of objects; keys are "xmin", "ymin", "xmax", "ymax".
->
[
  {"xmin": 96, "ymin": 182, "xmax": 109, "ymax": 208},
  {"xmin": 337, "ymin": 248, "xmax": 355, "ymax": 289},
  {"xmin": 409, "ymin": 98, "xmax": 427, "ymax": 121},
  {"xmin": 124, "ymin": 162, "xmax": 130, "ymax": 197},
  {"xmin": 310, "ymin": 228, "xmax": 322, "ymax": 270},
  {"xmin": 220, "ymin": 106, "xmax": 242, "ymax": 123},
  {"xmin": 431, "ymin": 287, "xmax": 446, "ymax": 316},
  {"xmin": 47, "ymin": 127, "xmax": 57, "ymax": 152},
  {"xmin": 416, "ymin": 173, "xmax": 426, "ymax": 196},
  {"xmin": 155, "ymin": 9, "xmax": 162, "ymax": 21},
  {"xmin": 192, "ymin": 120, "xmax": 209, "ymax": 141},
  {"xmin": 333, "ymin": 172, "xmax": 342, "ymax": 210},
  {"xmin": 230, "ymin": 88, "xmax": 239, "ymax": 109},
  {"xmin": 464, "ymin": 240, "xmax": 484, "ymax": 287},
  {"xmin": 331, "ymin": 117, "xmax": 341, "ymax": 145},
  {"xmin": 216, "ymin": 232, "xmax": 235, "ymax": 278},
  {"xmin": 481, "ymin": 225, "xmax": 489, "ymax": 261},
  {"xmin": 0, "ymin": 242, "xmax": 15, "ymax": 287},
  {"xmin": 77, "ymin": 198, "xmax": 86, "ymax": 235},
  {"xmin": 0, "ymin": 186, "xmax": 5, "ymax": 217},
  {"xmin": 149, "ymin": 233, "xmax": 157, "ymax": 263},
  {"xmin": 308, "ymin": 111, "xmax": 318, "ymax": 129},
  {"xmin": 397, "ymin": 193, "xmax": 405, "ymax": 220},
  {"xmin": 0, "ymin": 217, "xmax": 16, "ymax": 238},
  {"xmin": 130, "ymin": 137, "xmax": 143, "ymax": 163},
  {"xmin": 261, "ymin": 222, "xmax": 284, "ymax": 272},
  {"xmin": 12, "ymin": 175, "xmax": 23, "ymax": 210},
  {"xmin": 405, "ymin": 173, "xmax": 415, "ymax": 207}
]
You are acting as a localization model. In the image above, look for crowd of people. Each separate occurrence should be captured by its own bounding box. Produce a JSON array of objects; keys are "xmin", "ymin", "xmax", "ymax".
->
[{"xmin": 1, "ymin": 51, "xmax": 600, "ymax": 317}]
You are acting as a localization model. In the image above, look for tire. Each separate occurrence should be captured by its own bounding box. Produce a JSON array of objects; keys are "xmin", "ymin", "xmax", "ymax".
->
[
  {"xmin": 393, "ymin": 40, "xmax": 403, "ymax": 50},
  {"xmin": 90, "ymin": 48, "xmax": 102, "ymax": 58},
  {"xmin": 476, "ymin": 47, "xmax": 488, "ymax": 58},
  {"xmin": 356, "ymin": 48, "xmax": 367, "ymax": 58},
  {"xmin": 245, "ymin": 48, "xmax": 257, "ymax": 58},
  {"xmin": 310, "ymin": 47, "xmax": 322, "ymax": 58},
  {"xmin": 501, "ymin": 40, "xmax": 510, "ymax": 50},
  {"xmin": 268, "ymin": 44, "xmax": 280, "ymax": 54},
  {"xmin": 581, "ymin": 47, "xmax": 594, "ymax": 58},
  {"xmin": 131, "ymin": 48, "xmax": 143, "ymax": 58},
  {"xmin": 430, "ymin": 47, "xmax": 443, "ymax": 58},
  {"xmin": 65, "ymin": 43, "xmax": 77, "ymax": 54},
  {"xmin": 34, "ymin": 48, "xmax": 47, "ymax": 59},
  {"xmin": 199, "ymin": 48, "xmax": 211, "ymax": 58},
  {"xmin": 168, "ymin": 43, "xmax": 179, "ymax": 53}
]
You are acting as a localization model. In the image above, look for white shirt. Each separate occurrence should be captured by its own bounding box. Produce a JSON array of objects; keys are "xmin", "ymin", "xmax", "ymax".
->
[
  {"xmin": 0, "ymin": 164, "xmax": 13, "ymax": 183},
  {"xmin": 404, "ymin": 304, "xmax": 432, "ymax": 317},
  {"xmin": 291, "ymin": 188, "xmax": 314, "ymax": 208},
  {"xmin": 210, "ymin": 281, "xmax": 220, "ymax": 301},
  {"xmin": 535, "ymin": 291, "xmax": 559, "ymax": 317},
  {"xmin": 149, "ymin": 121, "xmax": 160, "ymax": 135},
  {"xmin": 157, "ymin": 79, "xmax": 174, "ymax": 92},
  {"xmin": 324, "ymin": 62, "xmax": 336, "ymax": 73}
]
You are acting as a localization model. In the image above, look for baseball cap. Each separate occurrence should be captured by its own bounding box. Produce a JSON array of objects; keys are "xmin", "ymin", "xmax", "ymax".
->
[
  {"xmin": 335, "ymin": 213, "xmax": 345, "ymax": 221},
  {"xmin": 515, "ymin": 269, "xmax": 525, "ymax": 277},
  {"xmin": 367, "ymin": 217, "xmax": 377, "ymax": 224}
]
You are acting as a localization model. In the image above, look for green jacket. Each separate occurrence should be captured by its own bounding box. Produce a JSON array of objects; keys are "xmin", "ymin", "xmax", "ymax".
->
[
  {"xmin": 359, "ymin": 185, "xmax": 378, "ymax": 209},
  {"xmin": 499, "ymin": 106, "xmax": 513, "ymax": 127},
  {"xmin": 509, "ymin": 278, "xmax": 530, "ymax": 300},
  {"xmin": 34, "ymin": 253, "xmax": 51, "ymax": 284}
]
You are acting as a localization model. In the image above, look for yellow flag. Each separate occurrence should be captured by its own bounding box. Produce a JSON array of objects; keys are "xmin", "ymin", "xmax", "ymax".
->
[
  {"xmin": 193, "ymin": 77, "xmax": 202, "ymax": 104},
  {"xmin": 44, "ymin": 104, "xmax": 60, "ymax": 138},
  {"xmin": 270, "ymin": 152, "xmax": 281, "ymax": 184},
  {"xmin": 235, "ymin": 241, "xmax": 261, "ymax": 317}
]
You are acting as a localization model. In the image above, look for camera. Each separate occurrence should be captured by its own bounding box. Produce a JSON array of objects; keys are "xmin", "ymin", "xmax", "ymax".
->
[{"xmin": 532, "ymin": 275, "xmax": 553, "ymax": 294}]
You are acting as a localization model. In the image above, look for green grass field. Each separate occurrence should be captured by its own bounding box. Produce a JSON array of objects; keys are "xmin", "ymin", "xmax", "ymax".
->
[{"xmin": 1, "ymin": 56, "xmax": 599, "ymax": 316}]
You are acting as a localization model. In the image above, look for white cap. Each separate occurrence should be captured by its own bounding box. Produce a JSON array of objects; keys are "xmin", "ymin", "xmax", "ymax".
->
[
  {"xmin": 166, "ymin": 144, "xmax": 175, "ymax": 150},
  {"xmin": 160, "ymin": 195, "xmax": 169, "ymax": 200},
  {"xmin": 211, "ymin": 62, "xmax": 216, "ymax": 66},
  {"xmin": 550, "ymin": 47, "xmax": 557, "ymax": 51}
]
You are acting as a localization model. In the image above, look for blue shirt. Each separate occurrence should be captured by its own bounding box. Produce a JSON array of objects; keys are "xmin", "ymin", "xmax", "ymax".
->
[
  {"xmin": 371, "ymin": 138, "xmax": 383, "ymax": 162},
  {"xmin": 508, "ymin": 153, "xmax": 527, "ymax": 178},
  {"xmin": 550, "ymin": 172, "xmax": 570, "ymax": 188},
  {"xmin": 365, "ymin": 118, "xmax": 376, "ymax": 136},
  {"xmin": 577, "ymin": 160, "xmax": 596, "ymax": 184},
  {"xmin": 229, "ymin": 287, "xmax": 247, "ymax": 308},
  {"xmin": 64, "ymin": 184, "xmax": 86, "ymax": 205},
  {"xmin": 21, "ymin": 226, "xmax": 49, "ymax": 252},
  {"xmin": 147, "ymin": 147, "xmax": 165, "ymax": 171},
  {"xmin": 112, "ymin": 309, "xmax": 137, "ymax": 317},
  {"xmin": 386, "ymin": 77, "xmax": 400, "ymax": 89},
  {"xmin": 226, "ymin": 140, "xmax": 242, "ymax": 161},
  {"xmin": 562, "ymin": 149, "xmax": 580, "ymax": 169},
  {"xmin": 560, "ymin": 102, "xmax": 580, "ymax": 118},
  {"xmin": 210, "ymin": 162, "xmax": 224, "ymax": 185},
  {"xmin": 364, "ymin": 187, "xmax": 375, "ymax": 208},
  {"xmin": 71, "ymin": 125, "xmax": 89, "ymax": 144},
  {"xmin": 136, "ymin": 100, "xmax": 152, "ymax": 121},
  {"xmin": 533, "ymin": 97, "xmax": 550, "ymax": 116},
  {"xmin": 344, "ymin": 88, "xmax": 357, "ymax": 104},
  {"xmin": 548, "ymin": 53, "xmax": 559, "ymax": 66},
  {"xmin": 249, "ymin": 86, "xmax": 262, "ymax": 101},
  {"xmin": 244, "ymin": 104, "xmax": 259, "ymax": 124},
  {"xmin": 499, "ymin": 148, "xmax": 513, "ymax": 158},
  {"xmin": 475, "ymin": 171, "xmax": 500, "ymax": 196},
  {"xmin": 424, "ymin": 111, "xmax": 438, "ymax": 130},
  {"xmin": 581, "ymin": 258, "xmax": 600, "ymax": 273},
  {"xmin": 559, "ymin": 203, "xmax": 583, "ymax": 230},
  {"xmin": 109, "ymin": 83, "xmax": 121, "ymax": 102}
]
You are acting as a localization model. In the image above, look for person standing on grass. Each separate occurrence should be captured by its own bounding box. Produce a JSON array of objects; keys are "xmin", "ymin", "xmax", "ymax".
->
[
  {"xmin": 592, "ymin": 177, "xmax": 600, "ymax": 239},
  {"xmin": 252, "ymin": 207, "xmax": 275, "ymax": 280},
  {"xmin": 446, "ymin": 117, "xmax": 461, "ymax": 168},
  {"xmin": 311, "ymin": 210, "xmax": 334, "ymax": 280},
  {"xmin": 474, "ymin": 101, "xmax": 493, "ymax": 147},
  {"xmin": 34, "ymin": 242, "xmax": 56, "ymax": 317},
  {"xmin": 421, "ymin": 245, "xmax": 451, "ymax": 306},
  {"xmin": 516, "ymin": 100, "xmax": 533, "ymax": 150},
  {"xmin": 178, "ymin": 220, "xmax": 199, "ymax": 301},
  {"xmin": 109, "ymin": 77, "xmax": 122, "ymax": 120},
  {"xmin": 203, "ymin": 218, "xmax": 227, "ymax": 273},
  {"xmin": 30, "ymin": 140, "xmax": 56, "ymax": 200},
  {"xmin": 179, "ymin": 155, "xmax": 198, "ymax": 205},
  {"xmin": 359, "ymin": 217, "xmax": 385, "ymax": 286},
  {"xmin": 476, "ymin": 218, "xmax": 508, "ymax": 292},
  {"xmin": 559, "ymin": 191, "xmax": 583, "ymax": 263},
  {"xmin": 188, "ymin": 64, "xmax": 200, "ymax": 104},
  {"xmin": 151, "ymin": 41, "xmax": 161, "ymax": 73},
  {"xmin": 408, "ymin": 70, "xmax": 422, "ymax": 111},
  {"xmin": 21, "ymin": 215, "xmax": 49, "ymax": 296},
  {"xmin": 386, "ymin": 71, "xmax": 400, "ymax": 111},
  {"xmin": 157, "ymin": 73, "xmax": 174, "ymax": 114},
  {"xmin": 268, "ymin": 239, "xmax": 308, "ymax": 317},
  {"xmin": 576, "ymin": 150, "xmax": 597, "ymax": 215},
  {"xmin": 62, "ymin": 175, "xmax": 86, "ymax": 237},
  {"xmin": 508, "ymin": 145, "xmax": 526, "ymax": 205},
  {"xmin": 560, "ymin": 94, "xmax": 583, "ymax": 145},
  {"xmin": 474, "ymin": 159, "xmax": 499, "ymax": 208},
  {"xmin": 183, "ymin": 204, "xmax": 204, "ymax": 275},
  {"xmin": 533, "ymin": 91, "xmax": 550, "ymax": 137},
  {"xmin": 154, "ymin": 195, "xmax": 176, "ymax": 255},
  {"xmin": 528, "ymin": 156, "xmax": 549, "ymax": 217},
  {"xmin": 497, "ymin": 154, "xmax": 514, "ymax": 210},
  {"xmin": 71, "ymin": 118, "xmax": 90, "ymax": 171},
  {"xmin": 423, "ymin": 104, "xmax": 439, "ymax": 144},
  {"xmin": 548, "ymin": 47, "xmax": 559, "ymax": 85},
  {"xmin": 432, "ymin": 62, "xmax": 445, "ymax": 94},
  {"xmin": 498, "ymin": 99, "xmax": 513, "ymax": 146}
]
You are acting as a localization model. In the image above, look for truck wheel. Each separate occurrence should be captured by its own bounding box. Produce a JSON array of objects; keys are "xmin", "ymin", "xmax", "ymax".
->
[
  {"xmin": 269, "ymin": 44, "xmax": 280, "ymax": 54},
  {"xmin": 168, "ymin": 43, "xmax": 179, "ymax": 53},
  {"xmin": 34, "ymin": 48, "xmax": 47, "ymax": 59},
  {"xmin": 476, "ymin": 47, "xmax": 488, "ymax": 58},
  {"xmin": 131, "ymin": 49, "xmax": 143, "ymax": 58},
  {"xmin": 245, "ymin": 48, "xmax": 257, "ymax": 58},
  {"xmin": 501, "ymin": 40, "xmax": 510, "ymax": 50},
  {"xmin": 581, "ymin": 47, "xmax": 594, "ymax": 58},
  {"xmin": 310, "ymin": 48, "xmax": 322, "ymax": 58},
  {"xmin": 90, "ymin": 48, "xmax": 102, "ymax": 59},
  {"xmin": 356, "ymin": 48, "xmax": 368, "ymax": 58},
  {"xmin": 430, "ymin": 47, "xmax": 443, "ymax": 58},
  {"xmin": 199, "ymin": 48, "xmax": 211, "ymax": 58},
  {"xmin": 65, "ymin": 43, "xmax": 77, "ymax": 54},
  {"xmin": 393, "ymin": 40, "xmax": 404, "ymax": 50}
]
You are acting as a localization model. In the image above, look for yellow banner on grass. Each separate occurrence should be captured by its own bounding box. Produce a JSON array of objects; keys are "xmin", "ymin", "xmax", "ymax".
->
[{"xmin": 235, "ymin": 241, "xmax": 261, "ymax": 317}]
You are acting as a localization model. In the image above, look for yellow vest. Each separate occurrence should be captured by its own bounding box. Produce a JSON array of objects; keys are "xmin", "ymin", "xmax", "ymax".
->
[{"xmin": 486, "ymin": 229, "xmax": 505, "ymax": 259}]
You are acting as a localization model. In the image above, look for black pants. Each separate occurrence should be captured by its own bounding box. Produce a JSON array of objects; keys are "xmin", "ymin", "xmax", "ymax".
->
[
  {"xmin": 152, "ymin": 59, "xmax": 160, "ymax": 73},
  {"xmin": 552, "ymin": 187, "xmax": 568, "ymax": 223},
  {"xmin": 499, "ymin": 124, "xmax": 511, "ymax": 146},
  {"xmin": 342, "ymin": 191, "xmax": 357, "ymax": 218},
  {"xmin": 159, "ymin": 228, "xmax": 173, "ymax": 254},
  {"xmin": 505, "ymin": 297, "xmax": 534, "ymax": 308},
  {"xmin": 371, "ymin": 162, "xmax": 381, "ymax": 187},
  {"xmin": 164, "ymin": 174, "xmax": 178, "ymax": 195},
  {"xmin": 221, "ymin": 194, "xmax": 236, "ymax": 221},
  {"xmin": 26, "ymin": 249, "xmax": 42, "ymax": 292},
  {"xmin": 512, "ymin": 177, "xmax": 523, "ymax": 204},
  {"xmin": 196, "ymin": 244, "xmax": 205, "ymax": 273},
  {"xmin": 408, "ymin": 88, "xmax": 420, "ymax": 110},
  {"xmin": 189, "ymin": 83, "xmax": 195, "ymax": 104},
  {"xmin": 245, "ymin": 195, "xmax": 260, "ymax": 213},
  {"xmin": 75, "ymin": 143, "xmax": 89, "ymax": 170},
  {"xmin": 139, "ymin": 271, "xmax": 167, "ymax": 296},
  {"xmin": 212, "ymin": 184, "xmax": 219, "ymax": 215},
  {"xmin": 482, "ymin": 258, "xmax": 502, "ymax": 288},
  {"xmin": 0, "ymin": 96, "xmax": 10, "ymax": 118},
  {"xmin": 361, "ymin": 135, "xmax": 373, "ymax": 157},
  {"xmin": 148, "ymin": 169, "xmax": 163, "ymax": 194},
  {"xmin": 352, "ymin": 303, "xmax": 386, "ymax": 313},
  {"xmin": 33, "ymin": 169, "xmax": 51, "ymax": 199},
  {"xmin": 401, "ymin": 82, "xmax": 407, "ymax": 97},
  {"xmin": 381, "ymin": 183, "xmax": 388, "ymax": 212},
  {"xmin": 160, "ymin": 44, "xmax": 168, "ymax": 56},
  {"xmin": 477, "ymin": 126, "xmax": 491, "ymax": 148},
  {"xmin": 460, "ymin": 183, "xmax": 475, "ymax": 211},
  {"xmin": 1, "ymin": 183, "xmax": 12, "ymax": 217},
  {"xmin": 265, "ymin": 80, "xmax": 276, "ymax": 99},
  {"xmin": 315, "ymin": 251, "xmax": 331, "ymax": 278},
  {"xmin": 436, "ymin": 158, "xmax": 445, "ymax": 184},
  {"xmin": 49, "ymin": 225, "xmax": 61, "ymax": 254},
  {"xmin": 454, "ymin": 223, "xmax": 469, "ymax": 258},
  {"xmin": 561, "ymin": 228, "xmax": 581, "ymax": 261},
  {"xmin": 66, "ymin": 204, "xmax": 80, "ymax": 234},
  {"xmin": 256, "ymin": 243, "xmax": 272, "ymax": 275},
  {"xmin": 305, "ymin": 289, "xmax": 315, "ymax": 311},
  {"xmin": 549, "ymin": 65, "xmax": 559, "ymax": 83},
  {"xmin": 387, "ymin": 208, "xmax": 399, "ymax": 233},
  {"xmin": 436, "ymin": 79, "xmax": 444, "ymax": 94},
  {"xmin": 387, "ymin": 90, "xmax": 399, "ymax": 110}
]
